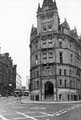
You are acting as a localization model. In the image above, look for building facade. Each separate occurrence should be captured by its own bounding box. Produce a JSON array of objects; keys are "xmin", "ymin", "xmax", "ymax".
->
[
  {"xmin": 26, "ymin": 76, "xmax": 30, "ymax": 90},
  {"xmin": 30, "ymin": 0, "xmax": 81, "ymax": 101},
  {"xmin": 0, "ymin": 53, "xmax": 16, "ymax": 96},
  {"xmin": 16, "ymin": 73, "xmax": 22, "ymax": 90}
]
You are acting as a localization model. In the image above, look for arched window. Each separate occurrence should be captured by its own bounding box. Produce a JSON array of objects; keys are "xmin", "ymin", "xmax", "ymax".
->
[
  {"xmin": 44, "ymin": 81, "xmax": 54, "ymax": 99},
  {"xmin": 59, "ymin": 41, "xmax": 62, "ymax": 48}
]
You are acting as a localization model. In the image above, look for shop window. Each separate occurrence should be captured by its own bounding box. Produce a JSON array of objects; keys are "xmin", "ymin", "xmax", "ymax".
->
[
  {"xmin": 71, "ymin": 95, "xmax": 73, "ymax": 100},
  {"xmin": 59, "ymin": 94, "xmax": 62, "ymax": 100},
  {"xmin": 68, "ymin": 94, "xmax": 70, "ymax": 101},
  {"xmin": 35, "ymin": 95, "xmax": 39, "ymax": 101}
]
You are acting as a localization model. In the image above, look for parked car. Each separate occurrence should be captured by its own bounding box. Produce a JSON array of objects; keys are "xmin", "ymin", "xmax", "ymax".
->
[
  {"xmin": 23, "ymin": 91, "xmax": 29, "ymax": 96},
  {"xmin": 14, "ymin": 90, "xmax": 20, "ymax": 97}
]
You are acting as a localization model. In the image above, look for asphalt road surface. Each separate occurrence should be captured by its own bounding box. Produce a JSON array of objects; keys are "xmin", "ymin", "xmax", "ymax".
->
[{"xmin": 0, "ymin": 96, "xmax": 81, "ymax": 120}]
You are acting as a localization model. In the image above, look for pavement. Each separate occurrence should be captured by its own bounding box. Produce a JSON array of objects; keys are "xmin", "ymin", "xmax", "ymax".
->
[
  {"xmin": 0, "ymin": 96, "xmax": 81, "ymax": 120},
  {"xmin": 21, "ymin": 96, "xmax": 81, "ymax": 104}
]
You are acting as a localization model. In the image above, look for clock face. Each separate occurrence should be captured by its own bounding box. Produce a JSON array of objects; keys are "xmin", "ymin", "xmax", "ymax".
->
[
  {"xmin": 43, "ymin": 6, "xmax": 49, "ymax": 10},
  {"xmin": 48, "ymin": 24, "xmax": 52, "ymax": 29},
  {"xmin": 41, "ymin": 16, "xmax": 54, "ymax": 32},
  {"xmin": 42, "ymin": 23, "xmax": 53, "ymax": 32}
]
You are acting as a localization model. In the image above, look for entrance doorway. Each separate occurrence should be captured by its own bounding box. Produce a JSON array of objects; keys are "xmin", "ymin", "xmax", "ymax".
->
[{"xmin": 44, "ymin": 81, "xmax": 54, "ymax": 99}]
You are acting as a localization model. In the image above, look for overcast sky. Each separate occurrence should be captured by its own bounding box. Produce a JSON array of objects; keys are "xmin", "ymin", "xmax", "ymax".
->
[{"xmin": 0, "ymin": 0, "xmax": 81, "ymax": 86}]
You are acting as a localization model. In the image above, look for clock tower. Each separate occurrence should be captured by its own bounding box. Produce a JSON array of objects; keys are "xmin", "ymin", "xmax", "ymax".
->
[{"xmin": 37, "ymin": 0, "xmax": 59, "ymax": 35}]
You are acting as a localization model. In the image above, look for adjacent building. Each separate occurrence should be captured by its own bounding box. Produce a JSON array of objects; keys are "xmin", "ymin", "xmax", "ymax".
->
[
  {"xmin": 16, "ymin": 73, "xmax": 22, "ymax": 90},
  {"xmin": 0, "ymin": 53, "xmax": 16, "ymax": 96},
  {"xmin": 26, "ymin": 76, "xmax": 30, "ymax": 90},
  {"xmin": 30, "ymin": 0, "xmax": 81, "ymax": 101}
]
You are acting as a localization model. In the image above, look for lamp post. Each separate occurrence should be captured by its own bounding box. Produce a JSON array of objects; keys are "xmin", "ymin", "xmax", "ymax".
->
[
  {"xmin": 9, "ymin": 83, "xmax": 12, "ymax": 87},
  {"xmin": 9, "ymin": 83, "xmax": 12, "ymax": 96}
]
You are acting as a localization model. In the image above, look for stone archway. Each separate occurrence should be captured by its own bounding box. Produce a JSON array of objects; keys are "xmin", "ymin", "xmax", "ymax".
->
[{"xmin": 44, "ymin": 81, "xmax": 54, "ymax": 99}]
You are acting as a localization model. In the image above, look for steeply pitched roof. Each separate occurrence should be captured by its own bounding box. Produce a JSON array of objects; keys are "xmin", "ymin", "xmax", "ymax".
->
[
  {"xmin": 54, "ymin": 0, "xmax": 57, "ymax": 9},
  {"xmin": 37, "ymin": 3, "xmax": 41, "ymax": 12},
  {"xmin": 62, "ymin": 18, "xmax": 70, "ymax": 29},
  {"xmin": 42, "ymin": 0, "xmax": 57, "ymax": 10},
  {"xmin": 42, "ymin": 0, "xmax": 53, "ymax": 6},
  {"xmin": 31, "ymin": 25, "xmax": 37, "ymax": 35}
]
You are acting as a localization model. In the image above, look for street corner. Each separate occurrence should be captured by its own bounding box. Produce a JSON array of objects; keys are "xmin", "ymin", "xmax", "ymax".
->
[{"xmin": 68, "ymin": 110, "xmax": 81, "ymax": 120}]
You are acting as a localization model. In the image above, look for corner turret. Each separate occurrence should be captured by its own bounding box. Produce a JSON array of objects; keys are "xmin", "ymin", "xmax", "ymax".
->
[{"xmin": 37, "ymin": 3, "xmax": 41, "ymax": 13}]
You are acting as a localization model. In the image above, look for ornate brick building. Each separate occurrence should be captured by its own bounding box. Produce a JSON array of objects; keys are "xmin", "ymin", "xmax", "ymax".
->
[
  {"xmin": 0, "ymin": 53, "xmax": 16, "ymax": 96},
  {"xmin": 30, "ymin": 0, "xmax": 81, "ymax": 101}
]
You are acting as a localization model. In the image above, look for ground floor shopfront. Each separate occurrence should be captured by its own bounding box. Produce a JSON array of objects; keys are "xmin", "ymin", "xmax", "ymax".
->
[
  {"xmin": 30, "ymin": 89, "xmax": 81, "ymax": 101},
  {"xmin": 30, "ymin": 81, "xmax": 81, "ymax": 101}
]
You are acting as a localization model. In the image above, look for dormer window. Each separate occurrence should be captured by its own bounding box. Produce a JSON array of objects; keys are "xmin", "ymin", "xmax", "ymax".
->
[
  {"xmin": 43, "ymin": 26, "xmax": 46, "ymax": 31},
  {"xmin": 35, "ymin": 55, "xmax": 38, "ymax": 65},
  {"xmin": 59, "ymin": 41, "xmax": 62, "ymax": 48},
  {"xmin": 48, "ymin": 39, "xmax": 52, "ymax": 43},
  {"xmin": 48, "ymin": 24, "xmax": 52, "ymax": 29}
]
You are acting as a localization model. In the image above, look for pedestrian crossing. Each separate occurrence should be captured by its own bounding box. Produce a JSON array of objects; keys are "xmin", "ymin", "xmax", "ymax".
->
[
  {"xmin": 0, "ymin": 97, "xmax": 81, "ymax": 120},
  {"xmin": 0, "ymin": 103, "xmax": 81, "ymax": 120}
]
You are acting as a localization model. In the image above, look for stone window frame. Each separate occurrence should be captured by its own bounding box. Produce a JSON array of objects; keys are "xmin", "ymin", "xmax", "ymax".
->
[
  {"xmin": 65, "ymin": 79, "xmax": 67, "ymax": 88},
  {"xmin": 59, "ymin": 69, "xmax": 62, "ymax": 76},
  {"xmin": 64, "ymin": 69, "xmax": 67, "ymax": 76},
  {"xmin": 59, "ymin": 41, "xmax": 62, "ymax": 48},
  {"xmin": 59, "ymin": 79, "xmax": 62, "ymax": 86},
  {"xmin": 59, "ymin": 52, "xmax": 63, "ymax": 64}
]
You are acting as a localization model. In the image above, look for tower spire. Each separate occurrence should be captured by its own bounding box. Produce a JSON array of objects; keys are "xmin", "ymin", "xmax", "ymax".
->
[
  {"xmin": 54, "ymin": 0, "xmax": 57, "ymax": 9},
  {"xmin": 37, "ymin": 3, "xmax": 41, "ymax": 12},
  {"xmin": 42, "ymin": 0, "xmax": 58, "ymax": 10},
  {"xmin": 42, "ymin": 0, "xmax": 54, "ymax": 8}
]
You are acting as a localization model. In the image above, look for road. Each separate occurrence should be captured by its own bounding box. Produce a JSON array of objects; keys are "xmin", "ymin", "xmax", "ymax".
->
[{"xmin": 0, "ymin": 96, "xmax": 81, "ymax": 120}]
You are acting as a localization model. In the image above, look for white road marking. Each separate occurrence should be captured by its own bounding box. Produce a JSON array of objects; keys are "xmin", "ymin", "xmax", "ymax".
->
[
  {"xmin": 0, "ymin": 111, "xmax": 6, "ymax": 114},
  {"xmin": 33, "ymin": 115, "xmax": 46, "ymax": 118},
  {"xmin": 54, "ymin": 104, "xmax": 81, "ymax": 116},
  {"xmin": 0, "ymin": 114, "xmax": 8, "ymax": 120},
  {"xmin": 30, "ymin": 107, "xmax": 46, "ymax": 110},
  {"xmin": 41, "ymin": 112, "xmax": 54, "ymax": 116},
  {"xmin": 17, "ymin": 112, "xmax": 38, "ymax": 120},
  {"xmin": 55, "ymin": 110, "xmax": 69, "ymax": 116},
  {"xmin": 22, "ymin": 111, "xmax": 48, "ymax": 118},
  {"xmin": 13, "ymin": 117, "xmax": 26, "ymax": 120},
  {"xmin": 11, "ymin": 107, "xmax": 27, "ymax": 108}
]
